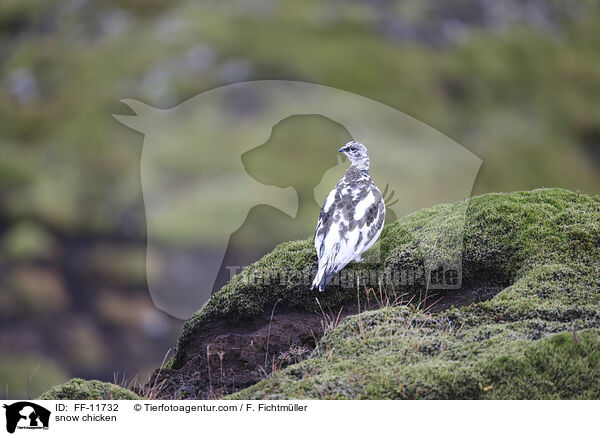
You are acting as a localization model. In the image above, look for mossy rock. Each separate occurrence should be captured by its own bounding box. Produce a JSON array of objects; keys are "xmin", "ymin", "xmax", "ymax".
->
[
  {"xmin": 230, "ymin": 316, "xmax": 600, "ymax": 399},
  {"xmin": 172, "ymin": 188, "xmax": 600, "ymax": 399},
  {"xmin": 39, "ymin": 378, "xmax": 140, "ymax": 400}
]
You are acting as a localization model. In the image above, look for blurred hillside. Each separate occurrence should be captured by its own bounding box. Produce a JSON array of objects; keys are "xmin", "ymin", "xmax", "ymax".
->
[{"xmin": 1, "ymin": 0, "xmax": 599, "ymax": 398}]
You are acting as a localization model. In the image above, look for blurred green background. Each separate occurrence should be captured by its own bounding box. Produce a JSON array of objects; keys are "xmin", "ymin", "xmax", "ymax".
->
[{"xmin": 1, "ymin": 0, "xmax": 599, "ymax": 398}]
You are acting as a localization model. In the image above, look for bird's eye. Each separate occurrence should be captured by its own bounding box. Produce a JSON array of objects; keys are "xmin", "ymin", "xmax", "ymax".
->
[{"xmin": 349, "ymin": 146, "xmax": 356, "ymax": 152}]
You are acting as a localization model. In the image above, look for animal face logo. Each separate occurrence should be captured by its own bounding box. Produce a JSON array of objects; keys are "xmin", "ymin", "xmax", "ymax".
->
[
  {"xmin": 114, "ymin": 80, "xmax": 481, "ymax": 319},
  {"xmin": 3, "ymin": 402, "xmax": 50, "ymax": 434}
]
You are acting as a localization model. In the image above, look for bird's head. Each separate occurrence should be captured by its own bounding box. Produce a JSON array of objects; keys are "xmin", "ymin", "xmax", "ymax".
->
[{"xmin": 338, "ymin": 140, "xmax": 370, "ymax": 171}]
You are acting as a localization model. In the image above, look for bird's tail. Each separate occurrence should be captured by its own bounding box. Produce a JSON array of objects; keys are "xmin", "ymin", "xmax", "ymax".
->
[{"xmin": 311, "ymin": 264, "xmax": 337, "ymax": 292}]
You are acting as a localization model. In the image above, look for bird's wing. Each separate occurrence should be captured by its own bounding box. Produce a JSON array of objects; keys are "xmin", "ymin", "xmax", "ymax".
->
[{"xmin": 351, "ymin": 184, "xmax": 386, "ymax": 255}]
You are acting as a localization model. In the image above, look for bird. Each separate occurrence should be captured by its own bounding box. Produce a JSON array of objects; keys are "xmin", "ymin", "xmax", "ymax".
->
[{"xmin": 311, "ymin": 140, "xmax": 386, "ymax": 291}]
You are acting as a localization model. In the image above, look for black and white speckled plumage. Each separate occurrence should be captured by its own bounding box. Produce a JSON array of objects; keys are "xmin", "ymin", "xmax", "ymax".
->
[{"xmin": 312, "ymin": 141, "xmax": 385, "ymax": 291}]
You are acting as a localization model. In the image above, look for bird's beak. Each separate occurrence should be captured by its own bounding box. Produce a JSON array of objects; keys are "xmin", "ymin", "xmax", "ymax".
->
[{"xmin": 338, "ymin": 146, "xmax": 345, "ymax": 153}]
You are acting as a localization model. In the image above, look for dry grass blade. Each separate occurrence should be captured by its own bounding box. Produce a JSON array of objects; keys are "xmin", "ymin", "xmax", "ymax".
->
[{"xmin": 265, "ymin": 298, "xmax": 282, "ymax": 368}]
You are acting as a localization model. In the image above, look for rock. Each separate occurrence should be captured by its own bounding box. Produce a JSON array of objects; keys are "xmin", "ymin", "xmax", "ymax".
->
[
  {"xmin": 158, "ymin": 188, "xmax": 600, "ymax": 399},
  {"xmin": 39, "ymin": 378, "xmax": 140, "ymax": 400}
]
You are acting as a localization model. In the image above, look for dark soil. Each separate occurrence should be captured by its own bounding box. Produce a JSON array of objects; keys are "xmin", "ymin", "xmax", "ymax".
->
[{"xmin": 148, "ymin": 308, "xmax": 325, "ymax": 399}]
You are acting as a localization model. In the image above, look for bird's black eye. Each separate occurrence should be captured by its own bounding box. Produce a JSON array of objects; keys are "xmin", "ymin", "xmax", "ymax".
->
[{"xmin": 349, "ymin": 146, "xmax": 356, "ymax": 152}]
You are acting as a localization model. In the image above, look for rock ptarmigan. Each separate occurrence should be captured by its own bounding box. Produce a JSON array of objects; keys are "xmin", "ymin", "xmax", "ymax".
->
[{"xmin": 311, "ymin": 141, "xmax": 386, "ymax": 291}]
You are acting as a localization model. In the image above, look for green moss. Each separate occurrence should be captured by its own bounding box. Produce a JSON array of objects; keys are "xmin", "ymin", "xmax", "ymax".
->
[
  {"xmin": 482, "ymin": 329, "xmax": 600, "ymax": 399},
  {"xmin": 176, "ymin": 187, "xmax": 600, "ymax": 399},
  {"xmin": 38, "ymin": 378, "xmax": 141, "ymax": 400}
]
